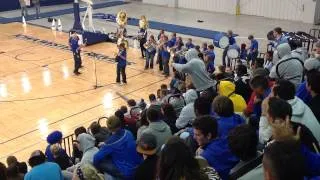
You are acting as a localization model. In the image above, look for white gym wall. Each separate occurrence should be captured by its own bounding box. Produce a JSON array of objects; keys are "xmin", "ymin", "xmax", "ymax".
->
[{"xmin": 142, "ymin": 0, "xmax": 317, "ymax": 24}]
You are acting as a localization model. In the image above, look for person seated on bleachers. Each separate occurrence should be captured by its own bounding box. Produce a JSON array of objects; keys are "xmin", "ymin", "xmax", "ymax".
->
[
  {"xmin": 141, "ymin": 107, "xmax": 172, "ymax": 155},
  {"xmin": 272, "ymin": 80, "xmax": 320, "ymax": 142},
  {"xmin": 260, "ymin": 97, "xmax": 320, "ymax": 152},
  {"xmin": 45, "ymin": 131, "xmax": 68, "ymax": 162},
  {"xmin": 212, "ymin": 96, "xmax": 245, "ymax": 138},
  {"xmin": 0, "ymin": 162, "xmax": 7, "ymax": 180},
  {"xmin": 290, "ymin": 39, "xmax": 308, "ymax": 63},
  {"xmin": 165, "ymin": 89, "xmax": 186, "ymax": 116},
  {"xmin": 172, "ymin": 48, "xmax": 216, "ymax": 100},
  {"xmin": 193, "ymin": 116, "xmax": 239, "ymax": 180},
  {"xmin": 25, "ymin": 150, "xmax": 63, "ymax": 180},
  {"xmin": 6, "ymin": 156, "xmax": 28, "ymax": 175},
  {"xmin": 263, "ymin": 51, "xmax": 274, "ymax": 72},
  {"xmin": 67, "ymin": 133, "xmax": 99, "ymax": 173},
  {"xmin": 185, "ymin": 38, "xmax": 195, "ymax": 49},
  {"xmin": 218, "ymin": 81, "xmax": 247, "ymax": 113},
  {"xmin": 88, "ymin": 122, "xmax": 110, "ymax": 147},
  {"xmin": 72, "ymin": 164, "xmax": 104, "ymax": 180},
  {"xmin": 269, "ymin": 43, "xmax": 304, "ymax": 88},
  {"xmin": 234, "ymin": 64, "xmax": 251, "ymax": 103},
  {"xmin": 176, "ymin": 89, "xmax": 198, "ymax": 129},
  {"xmin": 72, "ymin": 126, "xmax": 87, "ymax": 164},
  {"xmin": 296, "ymin": 48, "xmax": 320, "ymax": 104},
  {"xmin": 50, "ymin": 144, "xmax": 73, "ymax": 170},
  {"xmin": 124, "ymin": 99, "xmax": 142, "ymax": 125},
  {"xmin": 161, "ymin": 103, "xmax": 179, "ymax": 134},
  {"xmin": 7, "ymin": 164, "xmax": 24, "ymax": 180},
  {"xmin": 93, "ymin": 116, "xmax": 143, "ymax": 179},
  {"xmin": 244, "ymin": 75, "xmax": 272, "ymax": 119},
  {"xmin": 137, "ymin": 109, "xmax": 149, "ymax": 140},
  {"xmin": 306, "ymin": 70, "xmax": 320, "ymax": 123},
  {"xmin": 228, "ymin": 125, "xmax": 263, "ymax": 180},
  {"xmin": 135, "ymin": 133, "xmax": 158, "ymax": 180},
  {"xmin": 263, "ymin": 140, "xmax": 305, "ymax": 180},
  {"xmin": 158, "ymin": 136, "xmax": 221, "ymax": 180}
]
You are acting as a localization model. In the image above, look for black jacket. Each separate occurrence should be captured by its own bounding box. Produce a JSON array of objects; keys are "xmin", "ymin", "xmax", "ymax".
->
[
  {"xmin": 134, "ymin": 155, "xmax": 158, "ymax": 180},
  {"xmin": 308, "ymin": 95, "xmax": 320, "ymax": 124}
]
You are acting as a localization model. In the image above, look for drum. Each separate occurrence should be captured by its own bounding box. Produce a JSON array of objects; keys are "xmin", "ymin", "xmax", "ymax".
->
[
  {"xmin": 227, "ymin": 48, "xmax": 239, "ymax": 59},
  {"xmin": 212, "ymin": 33, "xmax": 229, "ymax": 49}
]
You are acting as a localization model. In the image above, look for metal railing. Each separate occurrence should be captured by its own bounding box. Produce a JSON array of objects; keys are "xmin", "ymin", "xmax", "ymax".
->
[{"xmin": 61, "ymin": 134, "xmax": 76, "ymax": 157}]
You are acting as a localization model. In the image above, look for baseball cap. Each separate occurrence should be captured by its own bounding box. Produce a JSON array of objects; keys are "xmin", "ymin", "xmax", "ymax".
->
[
  {"xmin": 106, "ymin": 115, "xmax": 122, "ymax": 130},
  {"xmin": 137, "ymin": 133, "xmax": 157, "ymax": 155},
  {"xmin": 47, "ymin": 131, "xmax": 63, "ymax": 144}
]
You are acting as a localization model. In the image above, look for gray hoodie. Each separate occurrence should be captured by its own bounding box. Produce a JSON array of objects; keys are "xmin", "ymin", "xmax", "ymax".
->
[
  {"xmin": 288, "ymin": 97, "xmax": 320, "ymax": 142},
  {"xmin": 172, "ymin": 49, "xmax": 215, "ymax": 91},
  {"xmin": 269, "ymin": 43, "xmax": 304, "ymax": 87},
  {"xmin": 66, "ymin": 133, "xmax": 99, "ymax": 173},
  {"xmin": 141, "ymin": 121, "xmax": 172, "ymax": 154},
  {"xmin": 78, "ymin": 134, "xmax": 99, "ymax": 165},
  {"xmin": 176, "ymin": 89, "xmax": 198, "ymax": 129}
]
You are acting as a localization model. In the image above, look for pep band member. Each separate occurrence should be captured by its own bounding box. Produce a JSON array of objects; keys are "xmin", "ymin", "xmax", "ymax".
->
[
  {"xmin": 115, "ymin": 43, "xmax": 127, "ymax": 84},
  {"xmin": 69, "ymin": 31, "xmax": 84, "ymax": 75}
]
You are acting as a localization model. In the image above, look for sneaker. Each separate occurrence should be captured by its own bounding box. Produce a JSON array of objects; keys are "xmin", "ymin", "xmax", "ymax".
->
[
  {"xmin": 144, "ymin": 67, "xmax": 149, "ymax": 70},
  {"xmin": 74, "ymin": 72, "xmax": 81, "ymax": 75},
  {"xmin": 123, "ymin": 82, "xmax": 127, "ymax": 85},
  {"xmin": 80, "ymin": 65, "xmax": 84, "ymax": 68}
]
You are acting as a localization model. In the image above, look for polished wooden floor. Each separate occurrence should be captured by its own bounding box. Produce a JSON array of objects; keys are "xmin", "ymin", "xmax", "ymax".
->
[{"xmin": 0, "ymin": 23, "xmax": 169, "ymax": 164}]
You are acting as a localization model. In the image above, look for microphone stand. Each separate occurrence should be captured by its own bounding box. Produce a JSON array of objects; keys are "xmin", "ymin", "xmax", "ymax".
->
[{"xmin": 92, "ymin": 53, "xmax": 103, "ymax": 89}]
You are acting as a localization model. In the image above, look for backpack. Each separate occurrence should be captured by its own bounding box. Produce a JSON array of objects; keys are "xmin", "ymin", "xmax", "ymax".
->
[{"xmin": 276, "ymin": 57, "xmax": 305, "ymax": 82}]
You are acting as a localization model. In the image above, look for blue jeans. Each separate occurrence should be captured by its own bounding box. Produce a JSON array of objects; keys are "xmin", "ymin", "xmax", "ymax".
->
[
  {"xmin": 145, "ymin": 52, "xmax": 155, "ymax": 68},
  {"xmin": 97, "ymin": 158, "xmax": 124, "ymax": 179},
  {"xmin": 73, "ymin": 51, "xmax": 82, "ymax": 73},
  {"xmin": 163, "ymin": 58, "xmax": 169, "ymax": 75},
  {"xmin": 35, "ymin": 3, "xmax": 40, "ymax": 18},
  {"xmin": 116, "ymin": 65, "xmax": 127, "ymax": 83}
]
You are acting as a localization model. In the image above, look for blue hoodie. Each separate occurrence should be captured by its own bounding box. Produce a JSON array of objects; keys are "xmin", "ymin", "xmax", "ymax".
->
[
  {"xmin": 201, "ymin": 138, "xmax": 239, "ymax": 180},
  {"xmin": 296, "ymin": 81, "xmax": 312, "ymax": 104},
  {"xmin": 93, "ymin": 129, "xmax": 142, "ymax": 178},
  {"xmin": 216, "ymin": 114, "xmax": 245, "ymax": 138}
]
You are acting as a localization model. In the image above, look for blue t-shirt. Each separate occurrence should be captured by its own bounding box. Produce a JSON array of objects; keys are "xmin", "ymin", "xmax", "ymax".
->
[
  {"xmin": 168, "ymin": 37, "xmax": 176, "ymax": 48},
  {"xmin": 116, "ymin": 49, "xmax": 127, "ymax": 68},
  {"xmin": 186, "ymin": 42, "xmax": 195, "ymax": 49},
  {"xmin": 69, "ymin": 37, "xmax": 80, "ymax": 53},
  {"xmin": 24, "ymin": 162, "xmax": 63, "ymax": 180},
  {"xmin": 161, "ymin": 43, "xmax": 170, "ymax": 60},
  {"xmin": 250, "ymin": 39, "xmax": 259, "ymax": 52},
  {"xmin": 229, "ymin": 36, "xmax": 236, "ymax": 45},
  {"xmin": 240, "ymin": 49, "xmax": 248, "ymax": 59},
  {"xmin": 206, "ymin": 50, "xmax": 215, "ymax": 62}
]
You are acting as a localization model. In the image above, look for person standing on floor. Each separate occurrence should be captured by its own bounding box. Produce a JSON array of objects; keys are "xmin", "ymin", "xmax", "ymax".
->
[
  {"xmin": 69, "ymin": 31, "xmax": 83, "ymax": 75},
  {"xmin": 138, "ymin": 15, "xmax": 148, "ymax": 58},
  {"xmin": 19, "ymin": 0, "xmax": 28, "ymax": 18},
  {"xmin": 115, "ymin": 43, "xmax": 127, "ymax": 84},
  {"xmin": 144, "ymin": 35, "xmax": 157, "ymax": 69},
  {"xmin": 161, "ymin": 36, "xmax": 171, "ymax": 77},
  {"xmin": 33, "ymin": 0, "xmax": 40, "ymax": 19},
  {"xmin": 222, "ymin": 30, "xmax": 236, "ymax": 68},
  {"xmin": 247, "ymin": 35, "xmax": 259, "ymax": 65}
]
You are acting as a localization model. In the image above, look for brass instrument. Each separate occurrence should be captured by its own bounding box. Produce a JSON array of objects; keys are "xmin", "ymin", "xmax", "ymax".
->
[
  {"xmin": 139, "ymin": 15, "xmax": 149, "ymax": 30},
  {"xmin": 116, "ymin": 10, "xmax": 127, "ymax": 27},
  {"xmin": 116, "ymin": 10, "xmax": 129, "ymax": 49}
]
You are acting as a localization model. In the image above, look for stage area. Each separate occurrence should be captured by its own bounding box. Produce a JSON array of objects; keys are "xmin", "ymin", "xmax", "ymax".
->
[{"xmin": 0, "ymin": 23, "xmax": 169, "ymax": 163}]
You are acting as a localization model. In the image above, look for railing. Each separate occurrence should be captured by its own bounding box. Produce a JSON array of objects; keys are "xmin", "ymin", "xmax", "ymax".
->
[{"xmin": 61, "ymin": 134, "xmax": 76, "ymax": 157}]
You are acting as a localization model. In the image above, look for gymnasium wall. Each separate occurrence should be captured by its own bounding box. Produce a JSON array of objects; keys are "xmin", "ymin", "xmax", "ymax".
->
[
  {"xmin": 142, "ymin": 0, "xmax": 317, "ymax": 24},
  {"xmin": 0, "ymin": 0, "xmax": 73, "ymax": 12}
]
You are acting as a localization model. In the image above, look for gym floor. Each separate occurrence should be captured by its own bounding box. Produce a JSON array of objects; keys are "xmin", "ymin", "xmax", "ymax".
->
[{"xmin": 0, "ymin": 0, "xmax": 319, "ymax": 163}]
